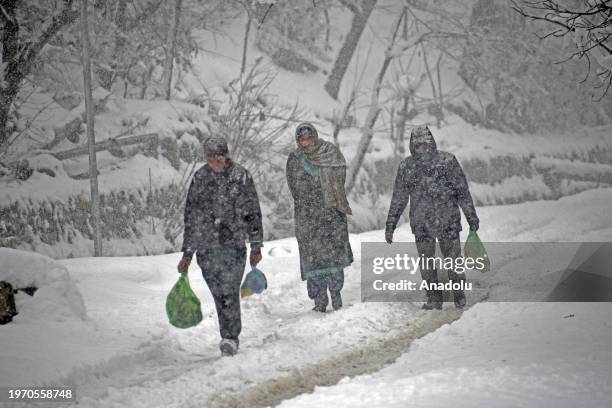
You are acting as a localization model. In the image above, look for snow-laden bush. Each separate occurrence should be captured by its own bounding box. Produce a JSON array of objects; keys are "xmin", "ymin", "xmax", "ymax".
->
[{"xmin": 0, "ymin": 248, "xmax": 87, "ymax": 322}]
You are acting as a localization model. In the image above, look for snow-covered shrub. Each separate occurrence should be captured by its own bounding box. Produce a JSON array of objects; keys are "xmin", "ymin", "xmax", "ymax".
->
[
  {"xmin": 160, "ymin": 136, "xmax": 181, "ymax": 170},
  {"xmin": 0, "ymin": 185, "xmax": 180, "ymax": 256},
  {"xmin": 0, "ymin": 248, "xmax": 87, "ymax": 322},
  {"xmin": 254, "ymin": 0, "xmax": 330, "ymax": 72}
]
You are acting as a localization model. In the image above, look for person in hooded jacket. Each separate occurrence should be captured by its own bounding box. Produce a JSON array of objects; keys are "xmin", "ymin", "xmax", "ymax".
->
[
  {"xmin": 286, "ymin": 123, "xmax": 353, "ymax": 313},
  {"xmin": 177, "ymin": 137, "xmax": 263, "ymax": 356},
  {"xmin": 385, "ymin": 126, "xmax": 479, "ymax": 310}
]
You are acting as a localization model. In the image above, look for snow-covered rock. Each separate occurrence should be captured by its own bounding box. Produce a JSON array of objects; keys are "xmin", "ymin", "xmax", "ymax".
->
[{"xmin": 0, "ymin": 248, "xmax": 87, "ymax": 322}]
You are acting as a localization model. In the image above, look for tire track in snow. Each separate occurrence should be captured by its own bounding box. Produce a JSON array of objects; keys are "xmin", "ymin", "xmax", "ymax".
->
[{"xmin": 209, "ymin": 308, "xmax": 462, "ymax": 408}]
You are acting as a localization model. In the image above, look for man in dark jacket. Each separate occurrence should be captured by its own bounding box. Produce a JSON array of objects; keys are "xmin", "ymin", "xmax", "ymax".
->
[
  {"xmin": 177, "ymin": 137, "xmax": 263, "ymax": 356},
  {"xmin": 286, "ymin": 123, "xmax": 353, "ymax": 313},
  {"xmin": 385, "ymin": 126, "xmax": 479, "ymax": 310}
]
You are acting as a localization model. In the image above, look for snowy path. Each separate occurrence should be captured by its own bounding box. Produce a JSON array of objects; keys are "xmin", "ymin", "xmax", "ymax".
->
[
  {"xmin": 276, "ymin": 189, "xmax": 612, "ymax": 408},
  {"xmin": 2, "ymin": 188, "xmax": 612, "ymax": 407},
  {"xmin": 52, "ymin": 243, "xmax": 462, "ymax": 408}
]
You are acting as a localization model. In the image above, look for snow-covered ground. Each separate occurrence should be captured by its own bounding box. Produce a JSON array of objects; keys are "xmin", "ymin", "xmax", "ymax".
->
[
  {"xmin": 279, "ymin": 302, "xmax": 612, "ymax": 408},
  {"xmin": 1, "ymin": 188, "xmax": 612, "ymax": 407}
]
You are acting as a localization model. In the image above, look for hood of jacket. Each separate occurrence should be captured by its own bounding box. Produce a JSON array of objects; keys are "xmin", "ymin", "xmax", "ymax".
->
[{"xmin": 409, "ymin": 126, "xmax": 437, "ymax": 156}]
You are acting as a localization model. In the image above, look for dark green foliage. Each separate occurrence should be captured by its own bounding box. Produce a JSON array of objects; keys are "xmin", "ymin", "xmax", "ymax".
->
[
  {"xmin": 160, "ymin": 137, "xmax": 180, "ymax": 170},
  {"xmin": 9, "ymin": 160, "xmax": 33, "ymax": 181},
  {"xmin": 0, "ymin": 281, "xmax": 18, "ymax": 325},
  {"xmin": 179, "ymin": 141, "xmax": 198, "ymax": 163},
  {"xmin": 270, "ymin": 48, "xmax": 319, "ymax": 73},
  {"xmin": 141, "ymin": 136, "xmax": 160, "ymax": 159},
  {"xmin": 461, "ymin": 155, "xmax": 535, "ymax": 185},
  {"xmin": 0, "ymin": 183, "xmax": 187, "ymax": 251}
]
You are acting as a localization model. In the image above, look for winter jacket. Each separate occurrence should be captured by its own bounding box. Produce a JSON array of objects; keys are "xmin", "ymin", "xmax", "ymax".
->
[
  {"xmin": 386, "ymin": 127, "xmax": 479, "ymax": 240},
  {"xmin": 181, "ymin": 161, "xmax": 263, "ymax": 257}
]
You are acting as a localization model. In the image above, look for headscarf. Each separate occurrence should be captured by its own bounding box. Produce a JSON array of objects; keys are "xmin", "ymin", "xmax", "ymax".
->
[{"xmin": 294, "ymin": 122, "xmax": 352, "ymax": 215}]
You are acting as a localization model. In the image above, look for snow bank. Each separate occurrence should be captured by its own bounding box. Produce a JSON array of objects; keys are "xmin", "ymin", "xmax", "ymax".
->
[
  {"xmin": 0, "ymin": 247, "xmax": 87, "ymax": 322},
  {"xmin": 533, "ymin": 156, "xmax": 612, "ymax": 179},
  {"xmin": 279, "ymin": 303, "xmax": 612, "ymax": 408},
  {"xmin": 471, "ymin": 175, "xmax": 552, "ymax": 205}
]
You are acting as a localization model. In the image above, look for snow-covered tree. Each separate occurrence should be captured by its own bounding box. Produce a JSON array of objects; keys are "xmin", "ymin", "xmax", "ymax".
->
[
  {"xmin": 0, "ymin": 0, "xmax": 79, "ymax": 155},
  {"xmin": 458, "ymin": 0, "xmax": 612, "ymax": 132},
  {"xmin": 512, "ymin": 0, "xmax": 612, "ymax": 99}
]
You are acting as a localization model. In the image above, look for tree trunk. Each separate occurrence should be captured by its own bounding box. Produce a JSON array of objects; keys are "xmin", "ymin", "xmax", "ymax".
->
[
  {"xmin": 0, "ymin": 85, "xmax": 19, "ymax": 155},
  {"xmin": 397, "ymin": 95, "xmax": 409, "ymax": 157},
  {"xmin": 140, "ymin": 65, "xmax": 155, "ymax": 99},
  {"xmin": 164, "ymin": 0, "xmax": 183, "ymax": 100},
  {"xmin": 0, "ymin": 1, "xmax": 22, "ymax": 152},
  {"xmin": 421, "ymin": 43, "xmax": 440, "ymax": 128},
  {"xmin": 395, "ymin": 7, "xmax": 409, "ymax": 162},
  {"xmin": 324, "ymin": 0, "xmax": 377, "ymax": 100},
  {"xmin": 436, "ymin": 53, "xmax": 444, "ymax": 123},
  {"xmin": 53, "ymin": 132, "xmax": 158, "ymax": 160},
  {"xmin": 81, "ymin": 0, "xmax": 102, "ymax": 256},
  {"xmin": 240, "ymin": 10, "xmax": 252, "ymax": 75},
  {"xmin": 112, "ymin": 0, "xmax": 128, "ymax": 92},
  {"xmin": 324, "ymin": 6, "xmax": 331, "ymax": 50},
  {"xmin": 332, "ymin": 90, "xmax": 355, "ymax": 146},
  {"xmin": 346, "ymin": 9, "xmax": 405, "ymax": 193}
]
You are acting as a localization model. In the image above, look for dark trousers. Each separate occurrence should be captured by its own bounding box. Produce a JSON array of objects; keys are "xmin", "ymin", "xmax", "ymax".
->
[
  {"xmin": 307, "ymin": 269, "xmax": 344, "ymax": 308},
  {"xmin": 196, "ymin": 246, "xmax": 246, "ymax": 340},
  {"xmin": 415, "ymin": 237, "xmax": 465, "ymax": 299}
]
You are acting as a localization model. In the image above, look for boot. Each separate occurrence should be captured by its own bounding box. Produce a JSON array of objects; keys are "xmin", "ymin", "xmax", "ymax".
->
[
  {"xmin": 219, "ymin": 338, "xmax": 239, "ymax": 357},
  {"xmin": 312, "ymin": 304, "xmax": 327, "ymax": 313},
  {"xmin": 312, "ymin": 289, "xmax": 328, "ymax": 313},
  {"xmin": 454, "ymin": 290, "xmax": 466, "ymax": 310},
  {"xmin": 422, "ymin": 290, "xmax": 443, "ymax": 310},
  {"xmin": 330, "ymin": 290, "xmax": 342, "ymax": 311}
]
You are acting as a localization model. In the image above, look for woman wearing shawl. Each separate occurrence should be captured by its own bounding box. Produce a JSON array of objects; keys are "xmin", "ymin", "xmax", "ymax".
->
[{"xmin": 286, "ymin": 122, "xmax": 353, "ymax": 312}]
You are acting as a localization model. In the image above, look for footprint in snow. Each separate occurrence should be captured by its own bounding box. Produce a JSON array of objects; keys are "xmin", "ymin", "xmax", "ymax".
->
[{"xmin": 268, "ymin": 246, "xmax": 292, "ymax": 256}]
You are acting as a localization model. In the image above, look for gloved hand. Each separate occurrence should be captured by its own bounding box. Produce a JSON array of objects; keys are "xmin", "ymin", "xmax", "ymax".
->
[
  {"xmin": 177, "ymin": 255, "xmax": 192, "ymax": 274},
  {"xmin": 385, "ymin": 228, "xmax": 394, "ymax": 244},
  {"xmin": 469, "ymin": 221, "xmax": 479, "ymax": 232},
  {"xmin": 250, "ymin": 247, "xmax": 262, "ymax": 267}
]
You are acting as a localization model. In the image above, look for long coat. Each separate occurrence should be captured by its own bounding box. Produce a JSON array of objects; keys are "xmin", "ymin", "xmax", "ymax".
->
[
  {"xmin": 386, "ymin": 127, "xmax": 479, "ymax": 240},
  {"xmin": 286, "ymin": 151, "xmax": 353, "ymax": 280}
]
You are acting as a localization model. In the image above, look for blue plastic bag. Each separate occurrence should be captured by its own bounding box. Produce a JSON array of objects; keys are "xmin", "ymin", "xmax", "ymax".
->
[{"xmin": 241, "ymin": 267, "xmax": 267, "ymax": 298}]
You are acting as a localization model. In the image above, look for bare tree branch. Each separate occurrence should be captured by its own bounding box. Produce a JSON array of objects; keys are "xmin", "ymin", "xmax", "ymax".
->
[{"xmin": 511, "ymin": 0, "xmax": 612, "ymax": 97}]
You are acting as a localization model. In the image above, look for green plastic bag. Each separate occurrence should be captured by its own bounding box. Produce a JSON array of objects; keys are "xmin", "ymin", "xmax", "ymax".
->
[
  {"xmin": 464, "ymin": 231, "xmax": 491, "ymax": 272},
  {"xmin": 166, "ymin": 273, "xmax": 203, "ymax": 329}
]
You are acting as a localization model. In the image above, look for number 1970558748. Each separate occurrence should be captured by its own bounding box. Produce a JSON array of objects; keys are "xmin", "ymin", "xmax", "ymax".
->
[{"xmin": 1, "ymin": 387, "xmax": 75, "ymax": 402}]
